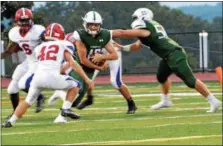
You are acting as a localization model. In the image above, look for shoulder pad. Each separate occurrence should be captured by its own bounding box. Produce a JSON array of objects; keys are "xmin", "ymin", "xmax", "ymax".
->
[
  {"xmin": 8, "ymin": 27, "xmax": 20, "ymax": 42},
  {"xmin": 131, "ymin": 20, "xmax": 146, "ymax": 29},
  {"xmin": 63, "ymin": 40, "xmax": 75, "ymax": 54},
  {"xmin": 33, "ymin": 25, "xmax": 46, "ymax": 37},
  {"xmin": 72, "ymin": 31, "xmax": 81, "ymax": 41}
]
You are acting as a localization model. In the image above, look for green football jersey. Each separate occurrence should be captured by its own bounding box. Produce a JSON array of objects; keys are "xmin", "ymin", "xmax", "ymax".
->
[
  {"xmin": 131, "ymin": 19, "xmax": 183, "ymax": 58},
  {"xmin": 74, "ymin": 28, "xmax": 111, "ymax": 72}
]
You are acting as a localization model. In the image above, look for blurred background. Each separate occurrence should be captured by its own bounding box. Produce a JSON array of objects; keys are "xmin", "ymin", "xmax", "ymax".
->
[{"xmin": 1, "ymin": 1, "xmax": 222, "ymax": 76}]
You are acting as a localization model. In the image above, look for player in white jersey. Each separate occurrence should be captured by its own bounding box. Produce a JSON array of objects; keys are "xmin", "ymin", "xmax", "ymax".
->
[
  {"xmin": 48, "ymin": 33, "xmax": 101, "ymax": 106},
  {"xmin": 2, "ymin": 23, "xmax": 94, "ymax": 128},
  {"xmin": 1, "ymin": 8, "xmax": 46, "ymax": 116}
]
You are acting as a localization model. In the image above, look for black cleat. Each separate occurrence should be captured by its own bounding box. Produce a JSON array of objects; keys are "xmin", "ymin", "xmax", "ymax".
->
[
  {"xmin": 76, "ymin": 95, "xmax": 94, "ymax": 110},
  {"xmin": 127, "ymin": 100, "xmax": 137, "ymax": 114},
  {"xmin": 35, "ymin": 96, "xmax": 45, "ymax": 113},
  {"xmin": 61, "ymin": 108, "xmax": 80, "ymax": 119},
  {"xmin": 2, "ymin": 121, "xmax": 12, "ymax": 128}
]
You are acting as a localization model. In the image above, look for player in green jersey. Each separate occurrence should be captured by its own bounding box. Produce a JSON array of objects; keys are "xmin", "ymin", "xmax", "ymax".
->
[
  {"xmin": 112, "ymin": 8, "xmax": 221, "ymax": 112},
  {"xmin": 73, "ymin": 11, "xmax": 137, "ymax": 114},
  {"xmin": 50, "ymin": 11, "xmax": 137, "ymax": 116}
]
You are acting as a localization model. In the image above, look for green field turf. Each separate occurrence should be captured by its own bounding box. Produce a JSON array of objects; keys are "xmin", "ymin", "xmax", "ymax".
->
[{"xmin": 1, "ymin": 81, "xmax": 222, "ymax": 145}]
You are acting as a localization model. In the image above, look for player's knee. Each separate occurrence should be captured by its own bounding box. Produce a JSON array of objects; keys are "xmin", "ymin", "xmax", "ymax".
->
[
  {"xmin": 71, "ymin": 80, "xmax": 82, "ymax": 89},
  {"xmin": 156, "ymin": 74, "xmax": 167, "ymax": 84},
  {"xmin": 184, "ymin": 77, "xmax": 196, "ymax": 88},
  {"xmin": 7, "ymin": 80, "xmax": 20, "ymax": 94},
  {"xmin": 110, "ymin": 78, "xmax": 122, "ymax": 89}
]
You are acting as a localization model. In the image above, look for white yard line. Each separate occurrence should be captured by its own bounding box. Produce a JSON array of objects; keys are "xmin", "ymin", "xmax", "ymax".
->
[
  {"xmin": 94, "ymin": 92, "xmax": 222, "ymax": 98},
  {"xmin": 63, "ymin": 135, "xmax": 222, "ymax": 145},
  {"xmin": 1, "ymin": 105, "xmax": 222, "ymax": 117},
  {"xmin": 1, "ymin": 105, "xmax": 222, "ymax": 113},
  {"xmin": 1, "ymin": 106, "xmax": 221, "ymax": 119},
  {"xmin": 2, "ymin": 121, "xmax": 221, "ymax": 136},
  {"xmin": 1, "ymin": 113, "xmax": 221, "ymax": 135},
  {"xmin": 1, "ymin": 92, "xmax": 222, "ymax": 100}
]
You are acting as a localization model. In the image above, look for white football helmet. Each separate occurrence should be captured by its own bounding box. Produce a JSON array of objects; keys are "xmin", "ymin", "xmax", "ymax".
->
[
  {"xmin": 82, "ymin": 11, "xmax": 103, "ymax": 36},
  {"xmin": 132, "ymin": 8, "xmax": 153, "ymax": 21}
]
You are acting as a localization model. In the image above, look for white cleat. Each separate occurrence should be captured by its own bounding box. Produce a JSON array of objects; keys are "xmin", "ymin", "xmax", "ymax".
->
[
  {"xmin": 151, "ymin": 100, "xmax": 173, "ymax": 110},
  {"xmin": 54, "ymin": 114, "xmax": 67, "ymax": 123},
  {"xmin": 48, "ymin": 91, "xmax": 60, "ymax": 106},
  {"xmin": 206, "ymin": 99, "xmax": 221, "ymax": 113}
]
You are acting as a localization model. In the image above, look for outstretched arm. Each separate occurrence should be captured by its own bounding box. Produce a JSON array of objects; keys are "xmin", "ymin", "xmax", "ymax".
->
[
  {"xmin": 113, "ymin": 40, "xmax": 142, "ymax": 52},
  {"xmin": 1, "ymin": 41, "xmax": 20, "ymax": 59},
  {"xmin": 112, "ymin": 29, "xmax": 150, "ymax": 39},
  {"xmin": 64, "ymin": 50, "xmax": 94, "ymax": 89}
]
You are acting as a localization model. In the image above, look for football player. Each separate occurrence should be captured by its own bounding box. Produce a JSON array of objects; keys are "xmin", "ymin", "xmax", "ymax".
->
[
  {"xmin": 1, "ymin": 8, "xmax": 46, "ymax": 116},
  {"xmin": 2, "ymin": 23, "xmax": 94, "ymax": 128},
  {"xmin": 112, "ymin": 8, "xmax": 221, "ymax": 112},
  {"xmin": 48, "ymin": 33, "xmax": 101, "ymax": 107},
  {"xmin": 50, "ymin": 11, "xmax": 137, "ymax": 114}
]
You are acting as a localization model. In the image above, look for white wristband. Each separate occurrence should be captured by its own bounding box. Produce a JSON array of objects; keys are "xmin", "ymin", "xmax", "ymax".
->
[{"xmin": 122, "ymin": 45, "xmax": 131, "ymax": 52}]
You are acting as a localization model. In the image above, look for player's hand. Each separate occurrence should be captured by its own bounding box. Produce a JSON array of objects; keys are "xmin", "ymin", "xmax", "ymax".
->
[
  {"xmin": 86, "ymin": 79, "xmax": 94, "ymax": 90},
  {"xmin": 92, "ymin": 54, "xmax": 104, "ymax": 63},
  {"xmin": 112, "ymin": 41, "xmax": 123, "ymax": 51},
  {"xmin": 101, "ymin": 61, "xmax": 109, "ymax": 71}
]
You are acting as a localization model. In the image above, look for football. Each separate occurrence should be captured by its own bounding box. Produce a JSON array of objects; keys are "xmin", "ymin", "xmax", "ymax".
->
[{"xmin": 89, "ymin": 54, "xmax": 106, "ymax": 66}]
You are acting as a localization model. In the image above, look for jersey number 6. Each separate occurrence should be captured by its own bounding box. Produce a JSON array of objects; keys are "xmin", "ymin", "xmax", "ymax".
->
[
  {"xmin": 22, "ymin": 44, "xmax": 32, "ymax": 55},
  {"xmin": 38, "ymin": 45, "xmax": 59, "ymax": 61}
]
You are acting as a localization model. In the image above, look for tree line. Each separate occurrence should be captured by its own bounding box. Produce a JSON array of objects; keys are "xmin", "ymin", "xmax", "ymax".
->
[{"xmin": 1, "ymin": 2, "xmax": 222, "ymax": 75}]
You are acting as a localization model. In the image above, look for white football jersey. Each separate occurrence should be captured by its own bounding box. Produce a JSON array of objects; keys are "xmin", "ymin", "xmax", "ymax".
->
[
  {"xmin": 35, "ymin": 40, "xmax": 75, "ymax": 74},
  {"xmin": 8, "ymin": 24, "xmax": 45, "ymax": 72}
]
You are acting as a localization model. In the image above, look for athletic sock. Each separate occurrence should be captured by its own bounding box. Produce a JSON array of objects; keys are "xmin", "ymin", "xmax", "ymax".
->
[
  {"xmin": 87, "ymin": 95, "xmax": 93, "ymax": 102},
  {"xmin": 9, "ymin": 114, "xmax": 18, "ymax": 125},
  {"xmin": 62, "ymin": 101, "xmax": 72, "ymax": 109},
  {"xmin": 37, "ymin": 94, "xmax": 44, "ymax": 101},
  {"xmin": 161, "ymin": 94, "xmax": 170, "ymax": 101},
  {"xmin": 206, "ymin": 94, "xmax": 217, "ymax": 103},
  {"xmin": 126, "ymin": 98, "xmax": 134, "ymax": 105},
  {"xmin": 10, "ymin": 93, "xmax": 19, "ymax": 111}
]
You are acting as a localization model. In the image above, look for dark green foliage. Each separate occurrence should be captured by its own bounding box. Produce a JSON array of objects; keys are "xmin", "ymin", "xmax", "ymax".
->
[{"xmin": 2, "ymin": 1, "xmax": 222, "ymax": 75}]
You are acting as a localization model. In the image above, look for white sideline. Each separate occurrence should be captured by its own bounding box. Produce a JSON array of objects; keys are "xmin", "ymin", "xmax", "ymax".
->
[
  {"xmin": 2, "ymin": 121, "xmax": 222, "ymax": 136},
  {"xmin": 62, "ymin": 135, "xmax": 222, "ymax": 145}
]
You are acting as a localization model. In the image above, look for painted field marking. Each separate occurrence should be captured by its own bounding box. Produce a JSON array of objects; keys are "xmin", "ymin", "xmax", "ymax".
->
[
  {"xmin": 1, "ymin": 92, "xmax": 222, "ymax": 100},
  {"xmin": 64, "ymin": 135, "xmax": 222, "ymax": 145},
  {"xmin": 2, "ymin": 121, "xmax": 221, "ymax": 136},
  {"xmin": 1, "ymin": 113, "xmax": 221, "ymax": 133}
]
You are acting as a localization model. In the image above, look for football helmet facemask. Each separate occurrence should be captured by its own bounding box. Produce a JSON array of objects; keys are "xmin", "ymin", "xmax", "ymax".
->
[
  {"xmin": 82, "ymin": 11, "xmax": 103, "ymax": 36},
  {"xmin": 15, "ymin": 8, "xmax": 33, "ymax": 32}
]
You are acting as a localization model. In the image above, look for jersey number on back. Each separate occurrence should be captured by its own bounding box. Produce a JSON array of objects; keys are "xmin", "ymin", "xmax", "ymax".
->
[
  {"xmin": 154, "ymin": 25, "xmax": 167, "ymax": 39},
  {"xmin": 38, "ymin": 45, "xmax": 59, "ymax": 61}
]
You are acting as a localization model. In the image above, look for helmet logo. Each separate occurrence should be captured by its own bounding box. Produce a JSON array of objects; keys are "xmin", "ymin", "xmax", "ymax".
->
[{"xmin": 141, "ymin": 10, "xmax": 147, "ymax": 16}]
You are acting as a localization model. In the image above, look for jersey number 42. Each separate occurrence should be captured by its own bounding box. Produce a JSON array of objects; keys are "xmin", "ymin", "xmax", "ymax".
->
[{"xmin": 38, "ymin": 45, "xmax": 59, "ymax": 61}]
